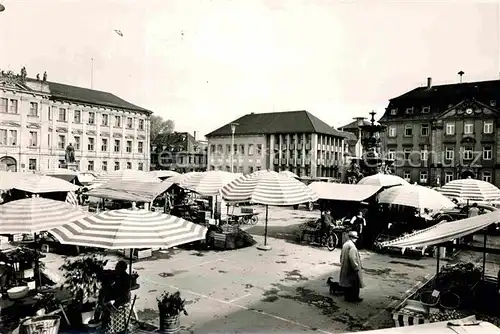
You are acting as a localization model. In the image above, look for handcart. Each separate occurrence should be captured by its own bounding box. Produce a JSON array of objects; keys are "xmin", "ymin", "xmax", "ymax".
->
[{"xmin": 227, "ymin": 207, "xmax": 259, "ymax": 225}]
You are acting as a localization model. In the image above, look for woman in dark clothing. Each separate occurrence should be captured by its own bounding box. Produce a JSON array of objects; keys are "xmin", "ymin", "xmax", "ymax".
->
[{"xmin": 102, "ymin": 260, "xmax": 132, "ymax": 333}]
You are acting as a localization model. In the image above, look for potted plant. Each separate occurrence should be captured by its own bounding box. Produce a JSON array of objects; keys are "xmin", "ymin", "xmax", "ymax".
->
[
  {"xmin": 157, "ymin": 291, "xmax": 188, "ymax": 333},
  {"xmin": 59, "ymin": 255, "xmax": 107, "ymax": 325}
]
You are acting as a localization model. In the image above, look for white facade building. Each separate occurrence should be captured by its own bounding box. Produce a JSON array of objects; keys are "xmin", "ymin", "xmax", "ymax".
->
[{"xmin": 0, "ymin": 72, "xmax": 151, "ymax": 173}]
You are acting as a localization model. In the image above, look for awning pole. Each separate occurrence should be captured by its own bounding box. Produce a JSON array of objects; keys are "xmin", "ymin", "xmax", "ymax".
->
[
  {"xmin": 482, "ymin": 232, "xmax": 487, "ymax": 280},
  {"xmin": 435, "ymin": 246, "xmax": 440, "ymax": 282}
]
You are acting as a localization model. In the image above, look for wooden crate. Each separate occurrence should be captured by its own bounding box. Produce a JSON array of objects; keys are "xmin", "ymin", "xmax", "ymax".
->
[{"xmin": 213, "ymin": 233, "xmax": 227, "ymax": 249}]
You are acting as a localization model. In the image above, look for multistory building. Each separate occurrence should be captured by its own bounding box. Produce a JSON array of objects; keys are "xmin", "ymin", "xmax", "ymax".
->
[
  {"xmin": 0, "ymin": 71, "xmax": 151, "ymax": 173},
  {"xmin": 379, "ymin": 77, "xmax": 500, "ymax": 187},
  {"xmin": 205, "ymin": 110, "xmax": 347, "ymax": 178}
]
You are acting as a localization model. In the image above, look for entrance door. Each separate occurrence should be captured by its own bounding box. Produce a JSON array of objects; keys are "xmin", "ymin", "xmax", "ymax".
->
[
  {"xmin": 0, "ymin": 156, "xmax": 17, "ymax": 172},
  {"xmin": 461, "ymin": 170, "xmax": 475, "ymax": 179}
]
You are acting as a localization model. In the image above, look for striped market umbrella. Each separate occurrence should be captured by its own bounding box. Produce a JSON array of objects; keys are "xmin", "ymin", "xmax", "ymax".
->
[
  {"xmin": 178, "ymin": 171, "xmax": 240, "ymax": 196},
  {"xmin": 437, "ymin": 177, "xmax": 500, "ymax": 202},
  {"xmin": 279, "ymin": 170, "xmax": 299, "ymax": 179},
  {"xmin": 12, "ymin": 174, "xmax": 79, "ymax": 193},
  {"xmin": 148, "ymin": 170, "xmax": 181, "ymax": 179},
  {"xmin": 92, "ymin": 170, "xmax": 160, "ymax": 184},
  {"xmin": 0, "ymin": 197, "xmax": 88, "ymax": 234},
  {"xmin": 358, "ymin": 173, "xmax": 409, "ymax": 187},
  {"xmin": 378, "ymin": 184, "xmax": 455, "ymax": 211},
  {"xmin": 49, "ymin": 206, "xmax": 208, "ymax": 250},
  {"xmin": 221, "ymin": 170, "xmax": 318, "ymax": 249},
  {"xmin": 168, "ymin": 172, "xmax": 201, "ymax": 185}
]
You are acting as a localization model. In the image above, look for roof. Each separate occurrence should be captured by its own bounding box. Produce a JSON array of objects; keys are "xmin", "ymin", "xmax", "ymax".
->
[
  {"xmin": 27, "ymin": 78, "xmax": 150, "ymax": 114},
  {"xmin": 380, "ymin": 210, "xmax": 499, "ymax": 249},
  {"xmin": 380, "ymin": 79, "xmax": 500, "ymax": 122},
  {"xmin": 87, "ymin": 180, "xmax": 174, "ymax": 202},
  {"xmin": 338, "ymin": 119, "xmax": 371, "ymax": 130},
  {"xmin": 307, "ymin": 182, "xmax": 382, "ymax": 201},
  {"xmin": 206, "ymin": 110, "xmax": 347, "ymax": 138}
]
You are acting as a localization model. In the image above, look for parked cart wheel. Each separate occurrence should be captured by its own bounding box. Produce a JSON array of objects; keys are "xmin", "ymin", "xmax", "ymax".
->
[
  {"xmin": 325, "ymin": 233, "xmax": 338, "ymax": 251},
  {"xmin": 249, "ymin": 215, "xmax": 258, "ymax": 225}
]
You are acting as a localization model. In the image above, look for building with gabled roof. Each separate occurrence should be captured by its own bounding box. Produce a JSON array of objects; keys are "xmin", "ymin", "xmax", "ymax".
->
[
  {"xmin": 0, "ymin": 70, "xmax": 151, "ymax": 173},
  {"xmin": 205, "ymin": 110, "xmax": 347, "ymax": 178},
  {"xmin": 379, "ymin": 76, "xmax": 500, "ymax": 187}
]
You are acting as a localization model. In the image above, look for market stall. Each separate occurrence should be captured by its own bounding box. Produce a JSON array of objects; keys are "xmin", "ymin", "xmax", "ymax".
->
[{"xmin": 379, "ymin": 210, "xmax": 500, "ymax": 327}]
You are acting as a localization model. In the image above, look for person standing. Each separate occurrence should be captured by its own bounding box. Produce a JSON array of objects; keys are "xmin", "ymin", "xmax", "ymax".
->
[
  {"xmin": 101, "ymin": 260, "xmax": 132, "ymax": 333},
  {"xmin": 350, "ymin": 211, "xmax": 366, "ymax": 248},
  {"xmin": 468, "ymin": 203, "xmax": 480, "ymax": 218},
  {"xmin": 339, "ymin": 231, "xmax": 364, "ymax": 302}
]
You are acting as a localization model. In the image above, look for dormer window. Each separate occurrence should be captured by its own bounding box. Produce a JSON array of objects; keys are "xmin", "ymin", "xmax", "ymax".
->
[
  {"xmin": 422, "ymin": 106, "xmax": 430, "ymax": 113},
  {"xmin": 490, "ymin": 100, "xmax": 496, "ymax": 107},
  {"xmin": 390, "ymin": 108, "xmax": 398, "ymax": 115},
  {"xmin": 405, "ymin": 107, "xmax": 414, "ymax": 114}
]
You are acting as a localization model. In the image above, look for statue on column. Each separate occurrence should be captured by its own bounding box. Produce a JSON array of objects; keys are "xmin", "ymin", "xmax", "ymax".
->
[
  {"xmin": 65, "ymin": 143, "xmax": 75, "ymax": 164},
  {"xmin": 20, "ymin": 67, "xmax": 27, "ymax": 80}
]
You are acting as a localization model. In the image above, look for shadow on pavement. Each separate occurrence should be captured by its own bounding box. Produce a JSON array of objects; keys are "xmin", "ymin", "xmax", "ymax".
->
[{"xmin": 244, "ymin": 223, "xmax": 304, "ymax": 243}]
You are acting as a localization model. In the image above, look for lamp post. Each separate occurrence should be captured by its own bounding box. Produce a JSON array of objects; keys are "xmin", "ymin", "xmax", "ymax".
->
[{"xmin": 230, "ymin": 123, "xmax": 238, "ymax": 172}]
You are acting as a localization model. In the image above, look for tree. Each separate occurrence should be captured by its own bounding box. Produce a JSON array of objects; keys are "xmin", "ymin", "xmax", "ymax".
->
[{"xmin": 150, "ymin": 115, "xmax": 175, "ymax": 144}]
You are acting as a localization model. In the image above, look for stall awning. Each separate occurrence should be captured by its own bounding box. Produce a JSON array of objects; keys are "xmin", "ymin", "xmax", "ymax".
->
[
  {"xmin": 307, "ymin": 182, "xmax": 382, "ymax": 202},
  {"xmin": 380, "ymin": 210, "xmax": 500, "ymax": 249},
  {"xmin": 87, "ymin": 180, "xmax": 174, "ymax": 202}
]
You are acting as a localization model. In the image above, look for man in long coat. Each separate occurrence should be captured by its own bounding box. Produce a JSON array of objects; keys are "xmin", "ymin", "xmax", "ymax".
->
[{"xmin": 339, "ymin": 231, "xmax": 364, "ymax": 302}]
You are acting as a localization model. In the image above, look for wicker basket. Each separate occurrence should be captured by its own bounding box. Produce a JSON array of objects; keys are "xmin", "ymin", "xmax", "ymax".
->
[
  {"xmin": 20, "ymin": 315, "xmax": 60, "ymax": 334},
  {"xmin": 221, "ymin": 224, "xmax": 239, "ymax": 234}
]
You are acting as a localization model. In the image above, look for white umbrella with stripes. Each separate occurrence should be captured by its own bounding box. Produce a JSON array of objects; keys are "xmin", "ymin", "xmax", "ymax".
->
[
  {"xmin": 49, "ymin": 206, "xmax": 208, "ymax": 249},
  {"xmin": 178, "ymin": 171, "xmax": 240, "ymax": 196},
  {"xmin": 437, "ymin": 177, "xmax": 500, "ymax": 202},
  {"xmin": 378, "ymin": 184, "xmax": 455, "ymax": 211},
  {"xmin": 0, "ymin": 197, "xmax": 88, "ymax": 234},
  {"xmin": 279, "ymin": 170, "xmax": 299, "ymax": 179},
  {"xmin": 11, "ymin": 174, "xmax": 79, "ymax": 193},
  {"xmin": 148, "ymin": 170, "xmax": 181, "ymax": 179},
  {"xmin": 358, "ymin": 173, "xmax": 409, "ymax": 187},
  {"xmin": 168, "ymin": 172, "xmax": 201, "ymax": 185},
  {"xmin": 220, "ymin": 170, "xmax": 319, "ymax": 250},
  {"xmin": 92, "ymin": 170, "xmax": 160, "ymax": 184}
]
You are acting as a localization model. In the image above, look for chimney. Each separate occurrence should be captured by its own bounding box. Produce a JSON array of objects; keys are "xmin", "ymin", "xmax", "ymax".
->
[
  {"xmin": 427, "ymin": 77, "xmax": 432, "ymax": 89},
  {"xmin": 458, "ymin": 71, "xmax": 464, "ymax": 83}
]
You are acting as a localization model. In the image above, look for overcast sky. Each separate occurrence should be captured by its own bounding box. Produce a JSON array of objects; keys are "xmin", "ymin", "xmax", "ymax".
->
[{"xmin": 0, "ymin": 1, "xmax": 498, "ymax": 138}]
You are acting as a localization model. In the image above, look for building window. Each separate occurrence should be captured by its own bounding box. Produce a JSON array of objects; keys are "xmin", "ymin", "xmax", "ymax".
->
[
  {"xmin": 114, "ymin": 161, "xmax": 120, "ymax": 171},
  {"xmin": 9, "ymin": 99, "xmax": 18, "ymax": 113},
  {"xmin": 209, "ymin": 145, "xmax": 215, "ymax": 154},
  {"xmin": 138, "ymin": 141, "xmax": 143, "ymax": 153},
  {"xmin": 239, "ymin": 144, "xmax": 245, "ymax": 155},
  {"xmin": 8, "ymin": 130, "xmax": 17, "ymax": 145},
  {"xmin": 248, "ymin": 144, "xmax": 254, "ymax": 155},
  {"xmin": 420, "ymin": 124, "xmax": 429, "ymax": 136},
  {"xmin": 114, "ymin": 140, "xmax": 120, "ymax": 152},
  {"xmin": 257, "ymin": 144, "xmax": 262, "ymax": 155},
  {"xmin": 445, "ymin": 147, "xmax": 454, "ymax": 160},
  {"xmin": 58, "ymin": 160, "xmax": 65, "ymax": 168},
  {"xmin": 404, "ymin": 148, "xmax": 411, "ymax": 160},
  {"xmin": 29, "ymin": 102, "xmax": 38, "ymax": 116},
  {"xmin": 126, "ymin": 117, "xmax": 133, "ymax": 129},
  {"xmin": 58, "ymin": 135, "xmax": 66, "ymax": 149},
  {"xmin": 445, "ymin": 171, "xmax": 454, "ymax": 183},
  {"xmin": 419, "ymin": 171, "xmax": 428, "ymax": 184},
  {"xmin": 74, "ymin": 110, "xmax": 81, "ymax": 123},
  {"xmin": 29, "ymin": 131, "xmax": 37, "ymax": 147},
  {"xmin": 403, "ymin": 171, "xmax": 411, "ymax": 182},
  {"xmin": 216, "ymin": 144, "xmax": 223, "ymax": 154},
  {"xmin": 88, "ymin": 160, "xmax": 94, "ymax": 171},
  {"xmin": 390, "ymin": 108, "xmax": 397, "ymax": 115},
  {"xmin": 0, "ymin": 129, "xmax": 7, "ymax": 145},
  {"xmin": 114, "ymin": 116, "xmax": 121, "ymax": 127},
  {"xmin": 387, "ymin": 148, "xmax": 396, "ymax": 160},
  {"xmin": 102, "ymin": 161, "xmax": 108, "ymax": 171},
  {"xmin": 445, "ymin": 122, "xmax": 455, "ymax": 135},
  {"xmin": 420, "ymin": 148, "xmax": 428, "ymax": 161},
  {"xmin": 138, "ymin": 162, "xmax": 144, "ymax": 171},
  {"xmin": 48, "ymin": 106, "xmax": 52, "ymax": 120},
  {"xmin": 225, "ymin": 144, "xmax": 231, "ymax": 154},
  {"xmin": 138, "ymin": 119, "xmax": 144, "ymax": 130},
  {"xmin": 74, "ymin": 136, "xmax": 80, "ymax": 150},
  {"xmin": 405, "ymin": 107, "xmax": 414, "ymax": 114},
  {"xmin": 404, "ymin": 125, "xmax": 413, "ymax": 136},
  {"xmin": 483, "ymin": 121, "xmax": 494, "ymax": 134},
  {"xmin": 462, "ymin": 146, "xmax": 473, "ymax": 160},
  {"xmin": 74, "ymin": 160, "xmax": 80, "ymax": 171},
  {"xmin": 482, "ymin": 171, "xmax": 492, "ymax": 183},
  {"xmin": 388, "ymin": 126, "xmax": 397, "ymax": 137},
  {"xmin": 58, "ymin": 108, "xmax": 66, "ymax": 122},
  {"xmin": 126, "ymin": 162, "xmax": 132, "ymax": 169},
  {"xmin": 102, "ymin": 114, "xmax": 109, "ymax": 126},
  {"xmin": 0, "ymin": 98, "xmax": 7, "ymax": 113},
  {"xmin": 483, "ymin": 146, "xmax": 492, "ymax": 160},
  {"xmin": 101, "ymin": 138, "xmax": 108, "ymax": 152},
  {"xmin": 464, "ymin": 121, "xmax": 474, "ymax": 135},
  {"xmin": 126, "ymin": 140, "xmax": 132, "ymax": 153},
  {"xmin": 233, "ymin": 144, "xmax": 238, "ymax": 154},
  {"xmin": 28, "ymin": 159, "xmax": 37, "ymax": 171},
  {"xmin": 422, "ymin": 106, "xmax": 430, "ymax": 113},
  {"xmin": 88, "ymin": 112, "xmax": 95, "ymax": 125},
  {"xmin": 88, "ymin": 137, "xmax": 95, "ymax": 151},
  {"xmin": 249, "ymin": 166, "xmax": 254, "ymax": 173}
]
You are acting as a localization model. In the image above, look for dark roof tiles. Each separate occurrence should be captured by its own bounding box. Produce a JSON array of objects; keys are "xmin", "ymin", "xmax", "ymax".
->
[{"xmin": 206, "ymin": 110, "xmax": 347, "ymax": 138}]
